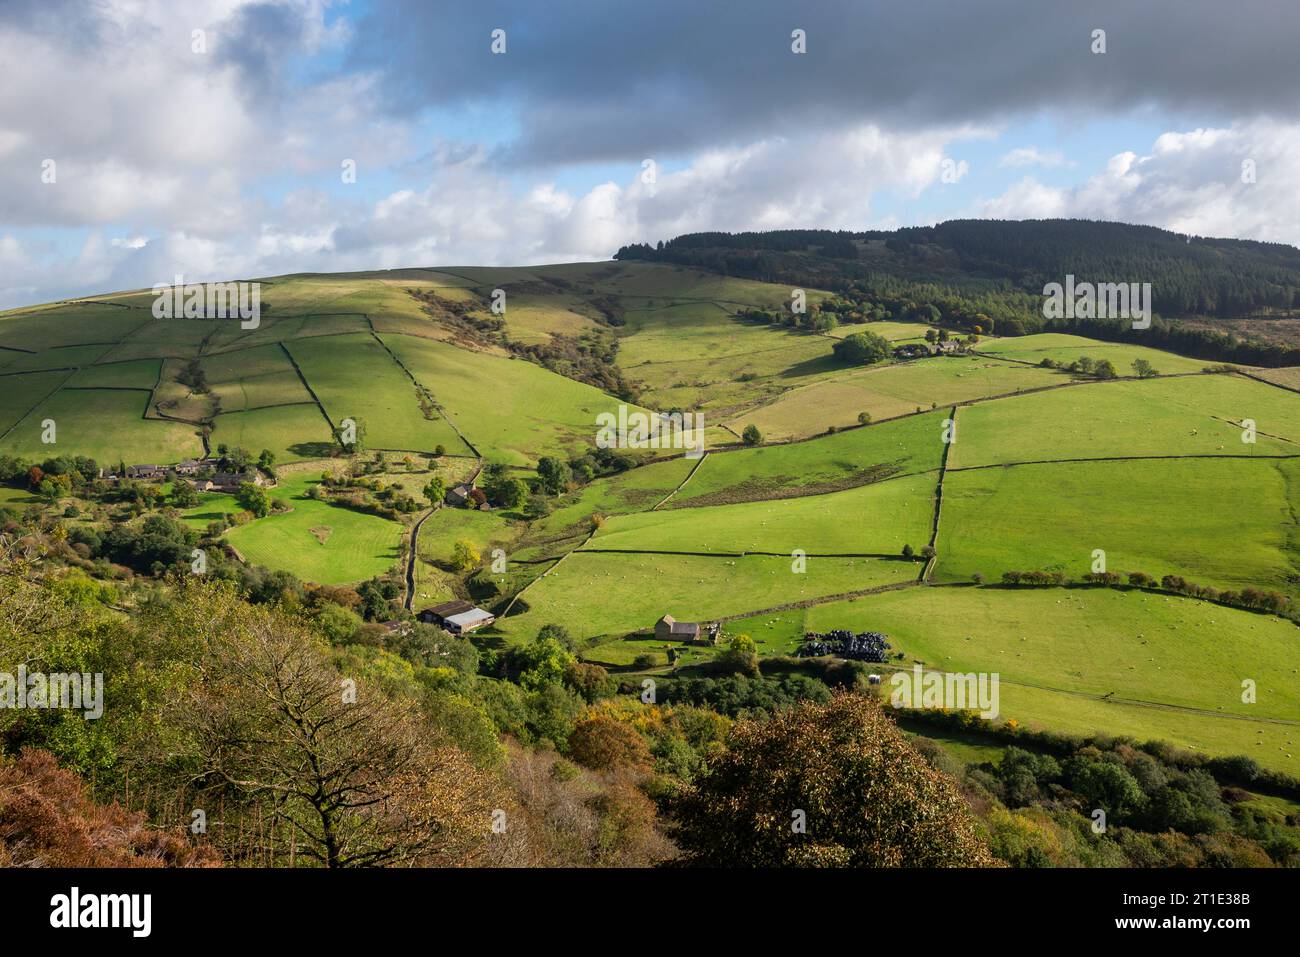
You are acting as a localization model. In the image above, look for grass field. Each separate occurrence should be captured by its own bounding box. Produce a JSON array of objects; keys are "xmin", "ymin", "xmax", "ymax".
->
[
  {"xmin": 524, "ymin": 455, "xmax": 697, "ymax": 546},
  {"xmin": 1, "ymin": 387, "xmax": 203, "ymax": 464},
  {"xmin": 412, "ymin": 505, "xmax": 521, "ymax": 605},
  {"xmin": 66, "ymin": 358, "xmax": 161, "ymax": 390},
  {"xmin": 202, "ymin": 344, "xmax": 313, "ymax": 412},
  {"xmin": 1249, "ymin": 367, "xmax": 1300, "ymax": 391},
  {"xmin": 948, "ymin": 373, "xmax": 1300, "ymax": 468},
  {"xmin": 210, "ymin": 403, "xmax": 337, "ymax": 463},
  {"xmin": 976, "ymin": 333, "xmax": 1221, "ymax": 375},
  {"xmin": 732, "ymin": 355, "xmax": 1061, "ymax": 440},
  {"xmin": 728, "ymin": 585, "xmax": 1300, "ymax": 774},
  {"xmin": 668, "ymin": 409, "xmax": 947, "ymax": 508},
  {"xmin": 494, "ymin": 551, "xmax": 915, "ymax": 644},
  {"xmin": 935, "ymin": 458, "xmax": 1300, "ymax": 596},
  {"xmin": 285, "ymin": 333, "xmax": 471, "ymax": 455},
  {"xmin": 1, "ymin": 344, "xmax": 113, "ymax": 373},
  {"xmin": 585, "ymin": 470, "xmax": 936, "ymax": 556},
  {"xmin": 0, "ymin": 370, "xmax": 71, "ymax": 435},
  {"xmin": 383, "ymin": 332, "xmax": 641, "ymax": 466},
  {"xmin": 223, "ymin": 475, "xmax": 404, "ymax": 585}
]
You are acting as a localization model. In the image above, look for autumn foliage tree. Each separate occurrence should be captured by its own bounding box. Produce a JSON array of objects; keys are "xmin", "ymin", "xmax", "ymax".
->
[
  {"xmin": 665, "ymin": 692, "xmax": 996, "ymax": 867},
  {"xmin": 152, "ymin": 582, "xmax": 506, "ymax": 867},
  {"xmin": 568, "ymin": 716, "xmax": 653, "ymax": 772}
]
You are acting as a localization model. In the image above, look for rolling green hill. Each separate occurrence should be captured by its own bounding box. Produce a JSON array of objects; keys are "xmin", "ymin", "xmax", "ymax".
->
[{"xmin": 3, "ymin": 255, "xmax": 1299, "ymax": 776}]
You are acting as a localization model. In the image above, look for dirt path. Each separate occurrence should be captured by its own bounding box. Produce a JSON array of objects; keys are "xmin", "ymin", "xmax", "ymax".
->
[{"xmin": 403, "ymin": 507, "xmax": 436, "ymax": 611}]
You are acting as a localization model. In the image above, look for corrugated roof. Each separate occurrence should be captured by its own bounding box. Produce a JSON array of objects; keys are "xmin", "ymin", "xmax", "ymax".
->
[{"xmin": 445, "ymin": 608, "xmax": 494, "ymax": 627}]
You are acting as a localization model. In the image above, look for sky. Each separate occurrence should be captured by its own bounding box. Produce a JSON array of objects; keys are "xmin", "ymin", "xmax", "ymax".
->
[{"xmin": 2, "ymin": 0, "xmax": 1300, "ymax": 308}]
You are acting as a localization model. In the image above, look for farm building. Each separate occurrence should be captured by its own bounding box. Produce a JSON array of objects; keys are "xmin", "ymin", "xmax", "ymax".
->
[
  {"xmin": 419, "ymin": 599, "xmax": 474, "ymax": 625},
  {"xmin": 418, "ymin": 600, "xmax": 495, "ymax": 634},
  {"xmin": 173, "ymin": 459, "xmax": 204, "ymax": 475},
  {"xmin": 442, "ymin": 608, "xmax": 495, "ymax": 635},
  {"xmin": 655, "ymin": 614, "xmax": 701, "ymax": 642},
  {"xmin": 125, "ymin": 464, "xmax": 165, "ymax": 480},
  {"xmin": 208, "ymin": 471, "xmax": 266, "ymax": 492},
  {"xmin": 445, "ymin": 483, "xmax": 474, "ymax": 507},
  {"xmin": 893, "ymin": 340, "xmax": 962, "ymax": 360}
]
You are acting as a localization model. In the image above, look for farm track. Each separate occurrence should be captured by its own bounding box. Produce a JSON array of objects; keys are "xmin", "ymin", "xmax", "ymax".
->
[
  {"xmin": 405, "ymin": 462, "xmax": 484, "ymax": 611},
  {"xmin": 403, "ymin": 508, "xmax": 436, "ymax": 611}
]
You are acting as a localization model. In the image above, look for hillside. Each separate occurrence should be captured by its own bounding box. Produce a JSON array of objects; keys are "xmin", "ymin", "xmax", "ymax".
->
[
  {"xmin": 616, "ymin": 220, "xmax": 1300, "ymax": 359},
  {"xmin": 3, "ymin": 254, "xmax": 1300, "ymax": 793}
]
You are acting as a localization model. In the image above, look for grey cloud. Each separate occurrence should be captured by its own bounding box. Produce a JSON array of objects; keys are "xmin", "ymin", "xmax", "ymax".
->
[{"xmin": 350, "ymin": 0, "xmax": 1300, "ymax": 165}]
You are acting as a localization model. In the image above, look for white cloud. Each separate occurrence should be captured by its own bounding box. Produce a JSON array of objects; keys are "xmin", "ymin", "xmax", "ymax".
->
[
  {"xmin": 999, "ymin": 146, "xmax": 1069, "ymax": 168},
  {"xmin": 980, "ymin": 120, "xmax": 1300, "ymax": 244}
]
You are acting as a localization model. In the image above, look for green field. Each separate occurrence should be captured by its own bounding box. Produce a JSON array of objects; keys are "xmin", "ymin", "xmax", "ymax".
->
[
  {"xmin": 948, "ymin": 373, "xmax": 1300, "ymax": 468},
  {"xmin": 495, "ymin": 551, "xmax": 915, "ymax": 644},
  {"xmin": 524, "ymin": 455, "xmax": 697, "ymax": 546},
  {"xmin": 977, "ymin": 333, "xmax": 1219, "ymax": 375},
  {"xmin": 383, "ymin": 333, "xmax": 641, "ymax": 466},
  {"xmin": 285, "ymin": 333, "xmax": 471, "ymax": 455},
  {"xmin": 728, "ymin": 585, "xmax": 1300, "ymax": 774},
  {"xmin": 669, "ymin": 409, "xmax": 947, "ymax": 508},
  {"xmin": 202, "ymin": 344, "xmax": 313, "ymax": 412},
  {"xmin": 210, "ymin": 403, "xmax": 337, "ymax": 463},
  {"xmin": 223, "ymin": 475, "xmax": 404, "ymax": 585},
  {"xmin": 585, "ymin": 471, "xmax": 936, "ymax": 556},
  {"xmin": 66, "ymin": 358, "xmax": 162, "ymax": 390},
  {"xmin": 0, "ymin": 370, "xmax": 71, "ymax": 434},
  {"xmin": 734, "ymin": 354, "xmax": 1061, "ymax": 440},
  {"xmin": 935, "ymin": 458, "xmax": 1300, "ymax": 596},
  {"xmin": 1, "ymin": 387, "xmax": 203, "ymax": 464}
]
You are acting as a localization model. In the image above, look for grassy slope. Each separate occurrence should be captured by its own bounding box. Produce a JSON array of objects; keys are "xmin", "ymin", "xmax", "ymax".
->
[
  {"xmin": 285, "ymin": 332, "xmax": 470, "ymax": 455},
  {"xmin": 729, "ymin": 586, "xmax": 1300, "ymax": 775},
  {"xmin": 382, "ymin": 333, "xmax": 640, "ymax": 467},
  {"xmin": 222, "ymin": 474, "xmax": 403, "ymax": 585},
  {"xmin": 733, "ymin": 354, "xmax": 1061, "ymax": 440},
  {"xmin": 949, "ymin": 373, "xmax": 1300, "ymax": 468},
  {"xmin": 935, "ymin": 458, "xmax": 1300, "ymax": 596},
  {"xmin": 1, "ymin": 388, "xmax": 202, "ymax": 464},
  {"xmin": 977, "ymin": 333, "xmax": 1220, "ymax": 375},
  {"xmin": 494, "ymin": 551, "xmax": 914, "ymax": 644},
  {"xmin": 585, "ymin": 471, "xmax": 936, "ymax": 556},
  {"xmin": 669, "ymin": 409, "xmax": 947, "ymax": 508}
]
